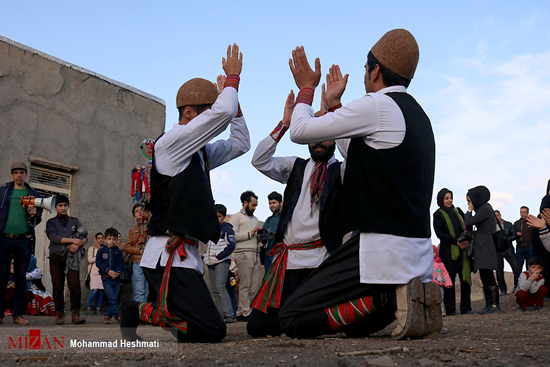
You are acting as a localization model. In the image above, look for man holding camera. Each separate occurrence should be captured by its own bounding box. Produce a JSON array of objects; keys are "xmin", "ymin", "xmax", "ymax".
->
[
  {"xmin": 0, "ymin": 162, "xmax": 43, "ymax": 325},
  {"xmin": 247, "ymin": 92, "xmax": 344, "ymax": 337}
]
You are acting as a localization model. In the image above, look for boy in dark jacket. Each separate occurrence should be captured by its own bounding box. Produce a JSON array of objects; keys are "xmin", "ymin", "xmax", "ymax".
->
[{"xmin": 96, "ymin": 227, "xmax": 125, "ymax": 324}]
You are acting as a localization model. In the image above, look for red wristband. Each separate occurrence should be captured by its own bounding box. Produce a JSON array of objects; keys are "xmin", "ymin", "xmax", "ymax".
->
[
  {"xmin": 236, "ymin": 103, "xmax": 243, "ymax": 117},
  {"xmin": 270, "ymin": 121, "xmax": 289, "ymax": 142},
  {"xmin": 328, "ymin": 103, "xmax": 342, "ymax": 112},
  {"xmin": 224, "ymin": 75, "xmax": 240, "ymax": 91},
  {"xmin": 296, "ymin": 88, "xmax": 314, "ymax": 105}
]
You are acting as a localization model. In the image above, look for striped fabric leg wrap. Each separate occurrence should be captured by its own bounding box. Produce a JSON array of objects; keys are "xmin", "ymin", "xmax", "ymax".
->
[{"xmin": 325, "ymin": 296, "xmax": 376, "ymax": 330}]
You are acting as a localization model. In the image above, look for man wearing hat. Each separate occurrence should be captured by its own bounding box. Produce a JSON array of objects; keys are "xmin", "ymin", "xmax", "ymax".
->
[
  {"xmin": 0, "ymin": 162, "xmax": 43, "ymax": 325},
  {"xmin": 278, "ymin": 29, "xmax": 439, "ymax": 340},
  {"xmin": 247, "ymin": 91, "xmax": 344, "ymax": 337},
  {"xmin": 119, "ymin": 44, "xmax": 250, "ymax": 343}
]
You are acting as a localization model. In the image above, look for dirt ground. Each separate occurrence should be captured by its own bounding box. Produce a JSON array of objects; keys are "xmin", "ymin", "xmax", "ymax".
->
[{"xmin": 1, "ymin": 275, "xmax": 549, "ymax": 367}]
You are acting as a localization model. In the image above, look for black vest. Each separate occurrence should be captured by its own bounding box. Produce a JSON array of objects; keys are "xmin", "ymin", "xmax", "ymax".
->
[
  {"xmin": 274, "ymin": 158, "xmax": 344, "ymax": 253},
  {"xmin": 148, "ymin": 138, "xmax": 220, "ymax": 244},
  {"xmin": 342, "ymin": 92, "xmax": 435, "ymax": 238}
]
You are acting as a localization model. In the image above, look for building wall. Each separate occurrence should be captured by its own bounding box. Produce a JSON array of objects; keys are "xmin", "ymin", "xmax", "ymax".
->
[{"xmin": 0, "ymin": 36, "xmax": 165, "ymax": 306}]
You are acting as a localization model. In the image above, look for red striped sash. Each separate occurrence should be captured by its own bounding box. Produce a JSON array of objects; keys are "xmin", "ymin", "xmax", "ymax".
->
[{"xmin": 251, "ymin": 239, "xmax": 324, "ymax": 313}]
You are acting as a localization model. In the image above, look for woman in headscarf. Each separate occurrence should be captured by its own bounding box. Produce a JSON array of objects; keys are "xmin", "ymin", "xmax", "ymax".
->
[
  {"xmin": 464, "ymin": 185, "xmax": 500, "ymax": 314},
  {"xmin": 433, "ymin": 188, "xmax": 472, "ymax": 316}
]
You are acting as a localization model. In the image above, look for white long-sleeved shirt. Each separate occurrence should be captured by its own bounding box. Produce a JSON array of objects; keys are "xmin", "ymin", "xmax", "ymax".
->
[
  {"xmin": 289, "ymin": 85, "xmax": 432, "ymax": 284},
  {"xmin": 252, "ymin": 133, "xmax": 338, "ymax": 269},
  {"xmin": 140, "ymin": 86, "xmax": 250, "ymax": 272}
]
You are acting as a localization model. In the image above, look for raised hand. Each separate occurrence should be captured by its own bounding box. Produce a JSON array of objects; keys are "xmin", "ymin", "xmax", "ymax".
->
[
  {"xmin": 216, "ymin": 75, "xmax": 226, "ymax": 94},
  {"xmin": 282, "ymin": 90, "xmax": 295, "ymax": 126},
  {"xmin": 319, "ymin": 83, "xmax": 328, "ymax": 116},
  {"xmin": 325, "ymin": 64, "xmax": 349, "ymax": 109},
  {"xmin": 222, "ymin": 43, "xmax": 243, "ymax": 76},
  {"xmin": 289, "ymin": 46, "xmax": 321, "ymax": 90},
  {"xmin": 526, "ymin": 214, "xmax": 546, "ymax": 230},
  {"xmin": 542, "ymin": 208, "xmax": 550, "ymax": 225}
]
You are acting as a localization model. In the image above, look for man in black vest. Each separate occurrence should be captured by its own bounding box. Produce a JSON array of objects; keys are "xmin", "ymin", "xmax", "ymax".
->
[
  {"xmin": 118, "ymin": 44, "xmax": 250, "ymax": 343},
  {"xmin": 247, "ymin": 91, "xmax": 344, "ymax": 337},
  {"xmin": 278, "ymin": 29, "xmax": 439, "ymax": 340}
]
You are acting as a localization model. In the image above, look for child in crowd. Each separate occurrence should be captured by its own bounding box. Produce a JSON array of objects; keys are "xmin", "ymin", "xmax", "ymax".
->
[
  {"xmin": 432, "ymin": 245, "xmax": 453, "ymax": 316},
  {"xmin": 96, "ymin": 228, "xmax": 125, "ymax": 324},
  {"xmin": 85, "ymin": 232, "xmax": 105, "ymax": 315},
  {"xmin": 516, "ymin": 256, "xmax": 547, "ymax": 312},
  {"xmin": 202, "ymin": 204, "xmax": 237, "ymax": 323}
]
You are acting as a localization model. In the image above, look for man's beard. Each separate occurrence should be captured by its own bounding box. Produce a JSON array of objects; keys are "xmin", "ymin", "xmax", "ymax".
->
[
  {"xmin": 245, "ymin": 206, "xmax": 255, "ymax": 216},
  {"xmin": 309, "ymin": 143, "xmax": 336, "ymax": 163}
]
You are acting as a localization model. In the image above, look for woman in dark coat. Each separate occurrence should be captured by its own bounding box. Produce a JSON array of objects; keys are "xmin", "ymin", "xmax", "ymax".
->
[
  {"xmin": 464, "ymin": 186, "xmax": 500, "ymax": 314},
  {"xmin": 433, "ymin": 188, "xmax": 472, "ymax": 315}
]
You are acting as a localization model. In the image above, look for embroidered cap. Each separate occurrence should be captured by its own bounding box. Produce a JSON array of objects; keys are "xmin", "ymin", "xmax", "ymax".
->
[
  {"xmin": 176, "ymin": 78, "xmax": 218, "ymax": 108},
  {"xmin": 370, "ymin": 29, "xmax": 419, "ymax": 80}
]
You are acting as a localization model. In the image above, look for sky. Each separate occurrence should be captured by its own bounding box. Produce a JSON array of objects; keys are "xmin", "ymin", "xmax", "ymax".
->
[{"xmin": 2, "ymin": 1, "xmax": 550, "ymax": 246}]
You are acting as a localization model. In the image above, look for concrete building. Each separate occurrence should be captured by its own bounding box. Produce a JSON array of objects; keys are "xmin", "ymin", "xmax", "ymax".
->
[{"xmin": 0, "ymin": 35, "xmax": 165, "ymax": 304}]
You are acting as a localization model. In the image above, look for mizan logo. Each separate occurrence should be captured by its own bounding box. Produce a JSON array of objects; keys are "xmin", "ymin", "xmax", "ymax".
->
[{"xmin": 8, "ymin": 329, "xmax": 64, "ymax": 349}]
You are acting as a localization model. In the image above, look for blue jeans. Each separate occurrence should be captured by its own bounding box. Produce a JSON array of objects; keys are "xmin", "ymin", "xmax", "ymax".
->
[
  {"xmin": 101, "ymin": 277, "xmax": 120, "ymax": 318},
  {"xmin": 516, "ymin": 245, "xmax": 534, "ymax": 272},
  {"xmin": 209, "ymin": 261, "xmax": 233, "ymax": 318},
  {"xmin": 132, "ymin": 262, "xmax": 149, "ymax": 302},
  {"xmin": 0, "ymin": 237, "xmax": 32, "ymax": 317},
  {"xmin": 85, "ymin": 288, "xmax": 104, "ymax": 308}
]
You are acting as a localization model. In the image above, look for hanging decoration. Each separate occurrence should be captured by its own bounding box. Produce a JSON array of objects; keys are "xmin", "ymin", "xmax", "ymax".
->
[{"xmin": 131, "ymin": 138, "xmax": 154, "ymax": 204}]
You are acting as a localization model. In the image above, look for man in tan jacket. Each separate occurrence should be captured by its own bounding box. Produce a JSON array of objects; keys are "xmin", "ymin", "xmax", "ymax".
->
[
  {"xmin": 124, "ymin": 204, "xmax": 149, "ymax": 302},
  {"xmin": 228, "ymin": 190, "xmax": 262, "ymax": 321}
]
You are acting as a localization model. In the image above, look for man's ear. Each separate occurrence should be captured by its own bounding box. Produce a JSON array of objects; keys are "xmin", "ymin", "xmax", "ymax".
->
[
  {"xmin": 180, "ymin": 106, "xmax": 197, "ymax": 125},
  {"xmin": 371, "ymin": 64, "xmax": 382, "ymax": 83}
]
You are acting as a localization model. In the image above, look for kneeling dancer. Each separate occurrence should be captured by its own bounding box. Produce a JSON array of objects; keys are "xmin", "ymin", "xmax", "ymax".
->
[
  {"xmin": 119, "ymin": 44, "xmax": 250, "ymax": 342},
  {"xmin": 279, "ymin": 29, "xmax": 440, "ymax": 339},
  {"xmin": 247, "ymin": 92, "xmax": 344, "ymax": 337}
]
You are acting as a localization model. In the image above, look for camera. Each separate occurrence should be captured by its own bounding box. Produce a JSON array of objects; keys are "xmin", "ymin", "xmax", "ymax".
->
[
  {"xmin": 257, "ymin": 228, "xmax": 269, "ymax": 245},
  {"xmin": 457, "ymin": 230, "xmax": 473, "ymax": 243}
]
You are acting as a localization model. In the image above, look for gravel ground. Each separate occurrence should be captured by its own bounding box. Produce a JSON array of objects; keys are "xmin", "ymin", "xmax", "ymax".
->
[{"xmin": 1, "ymin": 291, "xmax": 549, "ymax": 367}]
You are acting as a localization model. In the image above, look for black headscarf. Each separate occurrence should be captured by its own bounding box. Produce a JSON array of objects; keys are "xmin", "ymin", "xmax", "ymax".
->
[
  {"xmin": 540, "ymin": 179, "xmax": 550, "ymax": 213},
  {"xmin": 466, "ymin": 185, "xmax": 491, "ymax": 211},
  {"xmin": 436, "ymin": 188, "xmax": 463, "ymax": 237}
]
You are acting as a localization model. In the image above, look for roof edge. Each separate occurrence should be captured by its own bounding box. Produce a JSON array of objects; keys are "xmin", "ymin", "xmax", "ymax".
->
[{"xmin": 0, "ymin": 35, "xmax": 166, "ymax": 106}]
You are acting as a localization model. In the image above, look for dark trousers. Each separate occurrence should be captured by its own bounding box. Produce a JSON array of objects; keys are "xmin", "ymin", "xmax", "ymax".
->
[
  {"xmin": 247, "ymin": 268, "xmax": 314, "ymax": 337},
  {"xmin": 49, "ymin": 253, "xmax": 81, "ymax": 312},
  {"xmin": 0, "ymin": 237, "xmax": 32, "ymax": 317},
  {"xmin": 479, "ymin": 269, "xmax": 497, "ymax": 286},
  {"xmin": 515, "ymin": 245, "xmax": 534, "ymax": 273},
  {"xmin": 279, "ymin": 235, "xmax": 396, "ymax": 339},
  {"xmin": 142, "ymin": 262, "xmax": 226, "ymax": 343},
  {"xmin": 496, "ymin": 250, "xmax": 521, "ymax": 292},
  {"xmin": 443, "ymin": 270, "xmax": 472, "ymax": 314}
]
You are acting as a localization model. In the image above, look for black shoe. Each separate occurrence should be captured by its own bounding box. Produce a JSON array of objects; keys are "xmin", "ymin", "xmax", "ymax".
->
[
  {"xmin": 461, "ymin": 309, "xmax": 473, "ymax": 315},
  {"xmin": 446, "ymin": 310, "xmax": 458, "ymax": 316},
  {"xmin": 236, "ymin": 315, "xmax": 249, "ymax": 322},
  {"xmin": 119, "ymin": 300, "xmax": 143, "ymax": 341},
  {"xmin": 500, "ymin": 290, "xmax": 507, "ymax": 296},
  {"xmin": 478, "ymin": 286, "xmax": 502, "ymax": 314},
  {"xmin": 534, "ymin": 305, "xmax": 547, "ymax": 311},
  {"xmin": 223, "ymin": 316, "xmax": 237, "ymax": 323}
]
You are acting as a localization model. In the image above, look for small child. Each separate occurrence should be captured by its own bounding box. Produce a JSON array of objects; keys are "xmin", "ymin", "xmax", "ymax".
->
[
  {"xmin": 432, "ymin": 245, "xmax": 453, "ymax": 316},
  {"xmin": 515, "ymin": 256, "xmax": 547, "ymax": 312},
  {"xmin": 96, "ymin": 227, "xmax": 126, "ymax": 324}
]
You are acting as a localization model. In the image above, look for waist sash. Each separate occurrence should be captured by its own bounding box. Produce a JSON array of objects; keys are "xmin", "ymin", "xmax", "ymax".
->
[{"xmin": 252, "ymin": 239, "xmax": 324, "ymax": 313}]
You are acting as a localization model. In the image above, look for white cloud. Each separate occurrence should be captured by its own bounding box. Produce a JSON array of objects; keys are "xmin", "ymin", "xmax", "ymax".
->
[
  {"xmin": 425, "ymin": 51, "xmax": 550, "ymax": 222},
  {"xmin": 210, "ymin": 169, "xmax": 233, "ymax": 193}
]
